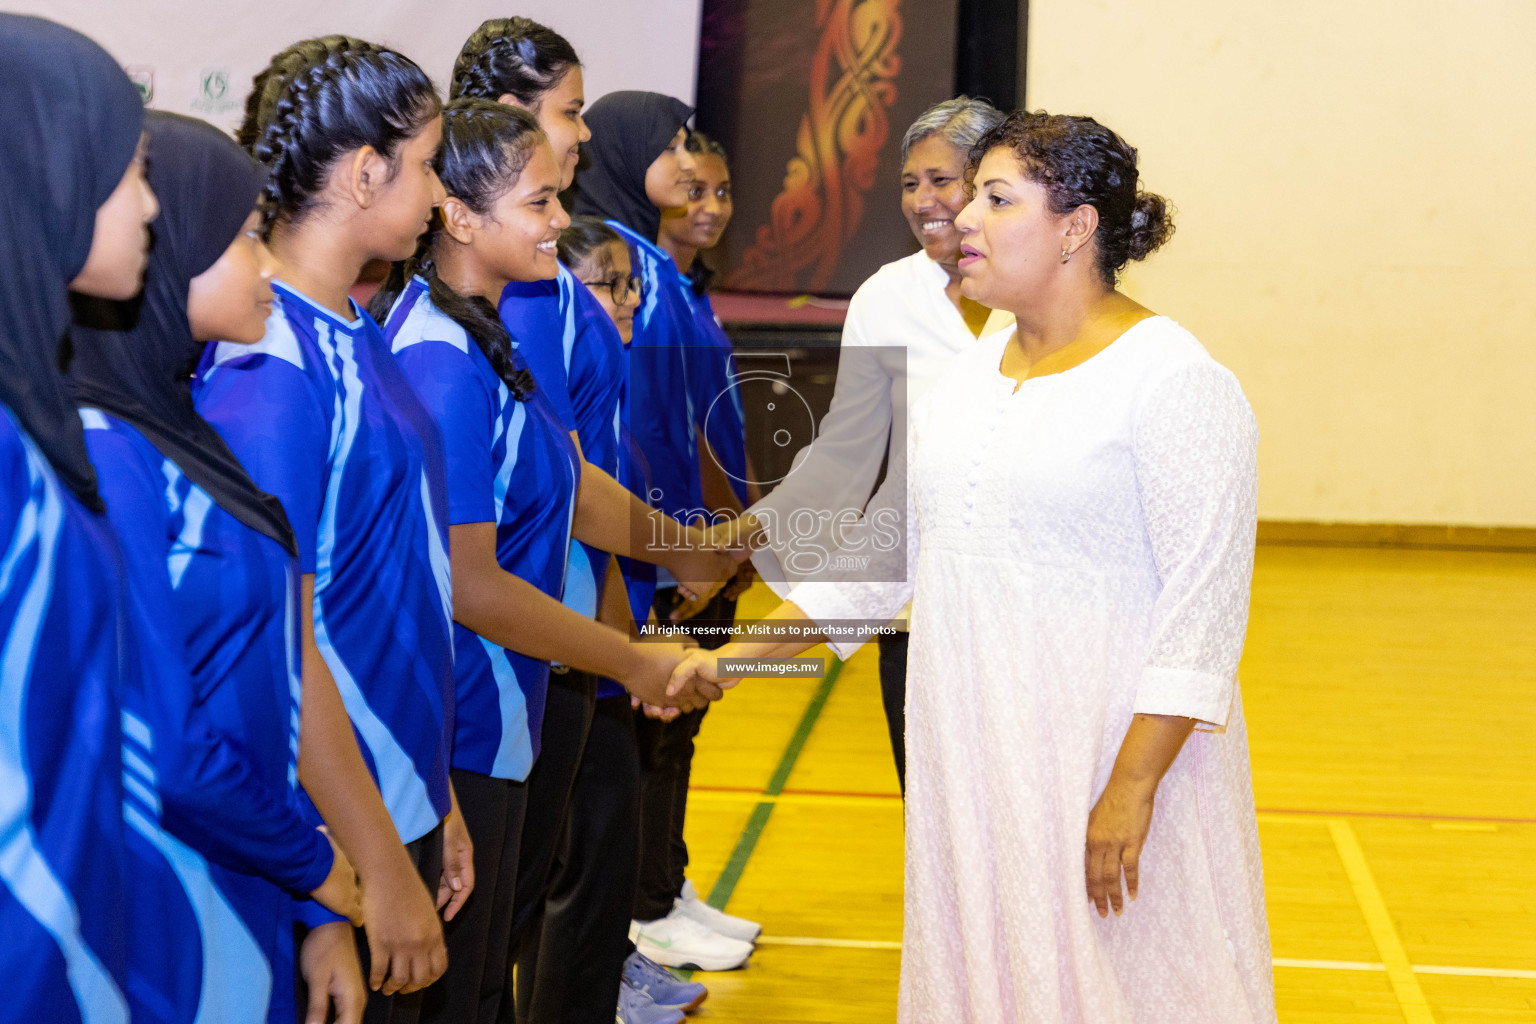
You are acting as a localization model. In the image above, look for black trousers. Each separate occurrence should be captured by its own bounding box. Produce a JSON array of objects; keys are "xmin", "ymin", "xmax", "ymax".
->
[
  {"xmin": 631, "ymin": 589, "xmax": 733, "ymax": 922},
  {"xmin": 358, "ymin": 820, "xmax": 445, "ymax": 1024},
  {"xmin": 502, "ymin": 669, "xmax": 598, "ymax": 1019},
  {"xmin": 514, "ymin": 694, "xmax": 641, "ymax": 1023},
  {"xmin": 876, "ymin": 630, "xmax": 909, "ymax": 795},
  {"xmin": 420, "ymin": 770, "xmax": 527, "ymax": 1024}
]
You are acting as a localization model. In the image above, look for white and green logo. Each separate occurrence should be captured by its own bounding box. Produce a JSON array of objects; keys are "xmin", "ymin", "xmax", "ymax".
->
[
  {"xmin": 125, "ymin": 66, "xmax": 153, "ymax": 104},
  {"xmin": 192, "ymin": 67, "xmax": 237, "ymax": 114}
]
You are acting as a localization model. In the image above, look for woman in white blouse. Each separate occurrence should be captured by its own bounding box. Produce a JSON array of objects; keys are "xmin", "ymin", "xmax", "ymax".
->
[
  {"xmin": 682, "ymin": 111, "xmax": 1274, "ymax": 1023},
  {"xmin": 743, "ymin": 97, "xmax": 1008, "ymax": 792}
]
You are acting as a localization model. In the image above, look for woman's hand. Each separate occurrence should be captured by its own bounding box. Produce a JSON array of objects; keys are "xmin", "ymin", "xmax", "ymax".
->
[
  {"xmin": 623, "ymin": 641, "xmax": 709, "ymax": 710},
  {"xmin": 668, "ymin": 545, "xmax": 734, "ymax": 604},
  {"xmin": 437, "ymin": 790, "xmax": 474, "ymax": 922},
  {"xmin": 309, "ymin": 829, "xmax": 363, "ymax": 924},
  {"xmin": 1084, "ymin": 712, "xmax": 1196, "ymax": 918},
  {"xmin": 1084, "ymin": 778, "xmax": 1156, "ymax": 918},
  {"xmin": 667, "ymin": 587, "xmax": 713, "ymax": 622},
  {"xmin": 300, "ymin": 920, "xmax": 366, "ymax": 1024},
  {"xmin": 359, "ymin": 856, "xmax": 447, "ymax": 995},
  {"xmin": 667, "ymin": 649, "xmax": 744, "ymax": 702}
]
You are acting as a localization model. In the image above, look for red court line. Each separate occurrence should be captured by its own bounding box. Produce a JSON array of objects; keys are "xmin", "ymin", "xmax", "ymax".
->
[{"xmin": 690, "ymin": 785, "xmax": 1536, "ymax": 824}]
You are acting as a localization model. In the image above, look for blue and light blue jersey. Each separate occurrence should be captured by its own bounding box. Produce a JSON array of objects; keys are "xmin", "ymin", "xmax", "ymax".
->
[
  {"xmin": 678, "ymin": 277, "xmax": 749, "ymax": 508},
  {"xmin": 608, "ymin": 221, "xmax": 703, "ymax": 526},
  {"xmin": 501, "ymin": 266, "xmax": 637, "ymax": 700},
  {"xmin": 387, "ymin": 278, "xmax": 580, "ymax": 779},
  {"xmin": 499, "ymin": 264, "xmax": 624, "ymax": 621},
  {"xmin": 565, "ymin": 277, "xmax": 631, "ymax": 699},
  {"xmin": 193, "ymin": 281, "xmax": 454, "ymax": 843},
  {"xmin": 0, "ymin": 407, "xmax": 129, "ymax": 1024},
  {"xmin": 614, "ymin": 354, "xmax": 660, "ymax": 636},
  {"xmin": 82, "ymin": 410, "xmax": 334, "ymax": 1024}
]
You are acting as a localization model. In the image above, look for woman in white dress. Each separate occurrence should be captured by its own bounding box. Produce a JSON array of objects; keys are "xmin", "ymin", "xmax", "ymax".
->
[
  {"xmin": 743, "ymin": 97, "xmax": 1008, "ymax": 792},
  {"xmin": 675, "ymin": 111, "xmax": 1275, "ymax": 1023}
]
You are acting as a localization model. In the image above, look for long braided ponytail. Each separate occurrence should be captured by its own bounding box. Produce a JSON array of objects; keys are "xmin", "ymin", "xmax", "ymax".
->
[
  {"xmin": 368, "ymin": 99, "xmax": 545, "ymax": 401},
  {"xmin": 240, "ymin": 35, "xmax": 441, "ymax": 233},
  {"xmin": 450, "ymin": 18, "xmax": 580, "ymax": 105}
]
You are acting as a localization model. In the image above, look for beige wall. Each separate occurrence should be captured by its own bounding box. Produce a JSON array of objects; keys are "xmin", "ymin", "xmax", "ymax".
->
[{"xmin": 1026, "ymin": 0, "xmax": 1536, "ymax": 526}]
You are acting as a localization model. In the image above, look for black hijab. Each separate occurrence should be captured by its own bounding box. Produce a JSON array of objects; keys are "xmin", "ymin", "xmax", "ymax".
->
[
  {"xmin": 572, "ymin": 90, "xmax": 694, "ymax": 242},
  {"xmin": 69, "ymin": 111, "xmax": 296, "ymax": 555},
  {"xmin": 0, "ymin": 15, "xmax": 144, "ymax": 512}
]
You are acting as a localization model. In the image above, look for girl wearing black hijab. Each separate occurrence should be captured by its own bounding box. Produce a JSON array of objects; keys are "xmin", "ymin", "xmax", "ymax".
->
[
  {"xmin": 0, "ymin": 13, "xmax": 156, "ymax": 1021},
  {"xmin": 573, "ymin": 93, "xmax": 758, "ymax": 975},
  {"xmin": 70, "ymin": 110, "xmax": 365, "ymax": 1024}
]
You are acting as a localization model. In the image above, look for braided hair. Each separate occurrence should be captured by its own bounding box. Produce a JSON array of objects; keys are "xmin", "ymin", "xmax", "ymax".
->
[
  {"xmin": 369, "ymin": 99, "xmax": 545, "ymax": 401},
  {"xmin": 451, "ymin": 18, "xmax": 581, "ymax": 107},
  {"xmin": 240, "ymin": 35, "xmax": 441, "ymax": 233}
]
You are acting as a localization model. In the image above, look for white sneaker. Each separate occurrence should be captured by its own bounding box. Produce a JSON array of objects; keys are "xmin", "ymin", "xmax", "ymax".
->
[
  {"xmin": 674, "ymin": 879, "xmax": 762, "ymax": 943},
  {"xmin": 630, "ymin": 911, "xmax": 753, "ymax": 972}
]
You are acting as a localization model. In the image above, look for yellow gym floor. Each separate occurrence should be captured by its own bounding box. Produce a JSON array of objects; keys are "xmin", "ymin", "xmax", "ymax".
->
[{"xmin": 679, "ymin": 545, "xmax": 1536, "ymax": 1023}]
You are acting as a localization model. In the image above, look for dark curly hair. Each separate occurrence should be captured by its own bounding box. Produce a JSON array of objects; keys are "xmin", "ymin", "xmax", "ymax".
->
[
  {"xmin": 968, "ymin": 111, "xmax": 1174, "ymax": 285},
  {"xmin": 239, "ymin": 35, "xmax": 441, "ymax": 233},
  {"xmin": 450, "ymin": 18, "xmax": 581, "ymax": 107},
  {"xmin": 369, "ymin": 98, "xmax": 544, "ymax": 400}
]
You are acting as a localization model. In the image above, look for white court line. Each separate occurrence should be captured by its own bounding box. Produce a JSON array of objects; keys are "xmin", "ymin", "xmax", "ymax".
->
[
  {"xmin": 760, "ymin": 940, "xmax": 1536, "ymax": 979},
  {"xmin": 1413, "ymin": 964, "xmax": 1536, "ymax": 980},
  {"xmin": 1273, "ymin": 958, "xmax": 1385, "ymax": 972}
]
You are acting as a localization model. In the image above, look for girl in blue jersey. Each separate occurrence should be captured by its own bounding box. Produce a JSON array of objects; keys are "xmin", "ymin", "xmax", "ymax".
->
[
  {"xmin": 0, "ymin": 16, "xmax": 156, "ymax": 1022},
  {"xmin": 451, "ymin": 20, "xmax": 627, "ymax": 627},
  {"xmin": 370, "ymin": 98, "xmax": 726, "ymax": 1024},
  {"xmin": 448, "ymin": 28, "xmax": 737, "ymax": 1019},
  {"xmin": 661, "ymin": 133, "xmax": 755, "ymax": 527},
  {"xmin": 573, "ymin": 93, "xmax": 763, "ymax": 978},
  {"xmin": 649, "ymin": 132, "xmax": 768, "ymax": 958},
  {"xmin": 69, "ymin": 110, "xmax": 366, "ymax": 1024},
  {"xmin": 538, "ymin": 218, "xmax": 727, "ymax": 1024},
  {"xmin": 448, "ymin": 25, "xmax": 730, "ymax": 1024},
  {"xmin": 574, "ymin": 92, "xmax": 706, "ymax": 534},
  {"xmin": 192, "ymin": 36, "xmax": 460, "ymax": 1023}
]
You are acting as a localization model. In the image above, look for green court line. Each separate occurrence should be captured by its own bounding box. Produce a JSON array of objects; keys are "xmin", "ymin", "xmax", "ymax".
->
[{"xmin": 704, "ymin": 657, "xmax": 845, "ymax": 912}]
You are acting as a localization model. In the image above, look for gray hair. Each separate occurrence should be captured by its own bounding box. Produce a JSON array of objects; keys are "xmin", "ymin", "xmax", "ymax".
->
[{"xmin": 899, "ymin": 96, "xmax": 1006, "ymax": 164}]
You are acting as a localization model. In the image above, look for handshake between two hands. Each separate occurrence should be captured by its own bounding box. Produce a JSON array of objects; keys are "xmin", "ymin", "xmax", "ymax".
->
[
  {"xmin": 628, "ymin": 646, "xmax": 743, "ymax": 722},
  {"xmin": 666, "ymin": 517, "xmax": 763, "ymax": 621},
  {"xmin": 628, "ymin": 516, "xmax": 766, "ymax": 720}
]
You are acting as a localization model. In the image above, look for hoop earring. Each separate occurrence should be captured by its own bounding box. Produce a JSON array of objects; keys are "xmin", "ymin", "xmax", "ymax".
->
[{"xmin": 1060, "ymin": 249, "xmax": 1072, "ymax": 264}]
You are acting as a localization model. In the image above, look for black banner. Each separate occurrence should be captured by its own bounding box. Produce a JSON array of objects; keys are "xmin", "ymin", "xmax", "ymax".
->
[{"xmin": 695, "ymin": 0, "xmax": 960, "ymax": 297}]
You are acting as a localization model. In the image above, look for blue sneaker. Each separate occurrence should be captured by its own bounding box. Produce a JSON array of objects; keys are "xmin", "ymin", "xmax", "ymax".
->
[
  {"xmin": 623, "ymin": 951, "xmax": 708, "ymax": 1013},
  {"xmin": 617, "ymin": 975, "xmax": 685, "ymax": 1024}
]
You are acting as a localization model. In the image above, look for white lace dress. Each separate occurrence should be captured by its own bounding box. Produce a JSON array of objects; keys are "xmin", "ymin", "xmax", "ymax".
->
[{"xmin": 791, "ymin": 316, "xmax": 1276, "ymax": 1023}]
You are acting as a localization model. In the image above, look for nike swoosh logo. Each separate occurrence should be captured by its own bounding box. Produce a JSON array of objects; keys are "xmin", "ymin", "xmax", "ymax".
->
[{"xmin": 642, "ymin": 936, "xmax": 676, "ymax": 949}]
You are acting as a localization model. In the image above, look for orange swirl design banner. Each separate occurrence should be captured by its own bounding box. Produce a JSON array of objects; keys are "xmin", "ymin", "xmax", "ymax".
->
[{"xmin": 727, "ymin": 0, "xmax": 903, "ymax": 293}]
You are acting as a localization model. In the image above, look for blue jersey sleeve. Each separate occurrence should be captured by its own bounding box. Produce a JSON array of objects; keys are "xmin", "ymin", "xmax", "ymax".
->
[
  {"xmin": 87, "ymin": 426, "xmax": 334, "ymax": 896},
  {"xmin": 290, "ymin": 789, "xmax": 345, "ymax": 928},
  {"xmin": 394, "ymin": 342, "xmax": 497, "ymax": 525},
  {"xmin": 501, "ymin": 277, "xmax": 578, "ymax": 432},
  {"xmin": 567, "ymin": 285, "xmax": 625, "ymax": 476},
  {"xmin": 683, "ymin": 302, "xmax": 749, "ymax": 507},
  {"xmin": 195, "ymin": 357, "xmax": 330, "ymax": 574}
]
